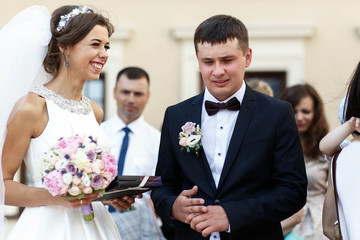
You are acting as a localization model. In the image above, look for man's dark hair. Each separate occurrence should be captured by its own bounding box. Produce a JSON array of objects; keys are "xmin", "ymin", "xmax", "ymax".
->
[
  {"xmin": 116, "ymin": 67, "xmax": 150, "ymax": 86},
  {"xmin": 194, "ymin": 14, "xmax": 249, "ymax": 54}
]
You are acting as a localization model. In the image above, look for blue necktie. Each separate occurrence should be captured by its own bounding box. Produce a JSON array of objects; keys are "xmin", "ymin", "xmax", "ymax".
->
[
  {"xmin": 117, "ymin": 126, "xmax": 131, "ymax": 175},
  {"xmin": 109, "ymin": 126, "xmax": 131, "ymax": 213}
]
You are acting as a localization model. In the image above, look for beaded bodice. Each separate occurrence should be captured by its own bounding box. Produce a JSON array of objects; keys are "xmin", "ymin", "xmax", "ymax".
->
[
  {"xmin": 31, "ymin": 85, "xmax": 92, "ymax": 115},
  {"xmin": 26, "ymin": 85, "xmax": 105, "ymax": 187}
]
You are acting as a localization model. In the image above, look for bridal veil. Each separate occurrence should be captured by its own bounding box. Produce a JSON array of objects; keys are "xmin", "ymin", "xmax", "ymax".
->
[{"xmin": 0, "ymin": 5, "xmax": 51, "ymax": 238}]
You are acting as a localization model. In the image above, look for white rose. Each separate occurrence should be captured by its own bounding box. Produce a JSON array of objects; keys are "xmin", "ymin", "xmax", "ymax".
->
[
  {"xmin": 93, "ymin": 160, "xmax": 104, "ymax": 171},
  {"xmin": 82, "ymin": 174, "xmax": 91, "ymax": 187},
  {"xmin": 55, "ymin": 158, "xmax": 69, "ymax": 170},
  {"xmin": 62, "ymin": 173, "xmax": 73, "ymax": 185},
  {"xmin": 186, "ymin": 135, "xmax": 201, "ymax": 148},
  {"xmin": 92, "ymin": 163, "xmax": 101, "ymax": 174},
  {"xmin": 73, "ymin": 150, "xmax": 89, "ymax": 170}
]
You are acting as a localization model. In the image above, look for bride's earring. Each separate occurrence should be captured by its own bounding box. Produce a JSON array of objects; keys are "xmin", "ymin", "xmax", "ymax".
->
[{"xmin": 64, "ymin": 52, "xmax": 70, "ymax": 67}]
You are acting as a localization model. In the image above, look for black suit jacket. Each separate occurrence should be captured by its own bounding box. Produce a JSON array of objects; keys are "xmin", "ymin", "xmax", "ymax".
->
[{"xmin": 151, "ymin": 87, "xmax": 307, "ymax": 240}]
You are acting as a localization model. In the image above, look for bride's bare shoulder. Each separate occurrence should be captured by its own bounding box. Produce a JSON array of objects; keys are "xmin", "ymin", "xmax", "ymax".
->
[
  {"xmin": 10, "ymin": 92, "xmax": 46, "ymax": 117},
  {"xmin": 7, "ymin": 92, "xmax": 48, "ymax": 137}
]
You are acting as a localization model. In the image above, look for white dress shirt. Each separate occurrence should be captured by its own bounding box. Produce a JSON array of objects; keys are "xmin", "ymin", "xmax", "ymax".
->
[
  {"xmin": 202, "ymin": 82, "xmax": 246, "ymax": 187},
  {"xmin": 201, "ymin": 81, "xmax": 246, "ymax": 240},
  {"xmin": 101, "ymin": 114, "xmax": 160, "ymax": 205}
]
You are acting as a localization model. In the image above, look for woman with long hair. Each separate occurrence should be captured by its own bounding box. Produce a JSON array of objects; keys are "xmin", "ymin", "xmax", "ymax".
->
[
  {"xmin": 280, "ymin": 84, "xmax": 329, "ymax": 240},
  {"xmin": 320, "ymin": 61, "xmax": 360, "ymax": 239},
  {"xmin": 1, "ymin": 5, "xmax": 136, "ymax": 239}
]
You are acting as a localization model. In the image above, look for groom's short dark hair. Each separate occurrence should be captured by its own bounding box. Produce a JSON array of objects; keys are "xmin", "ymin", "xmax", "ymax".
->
[{"xmin": 194, "ymin": 14, "xmax": 249, "ymax": 54}]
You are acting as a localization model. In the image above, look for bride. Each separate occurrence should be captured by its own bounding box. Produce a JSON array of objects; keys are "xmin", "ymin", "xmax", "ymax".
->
[
  {"xmin": 1, "ymin": 5, "xmax": 136, "ymax": 239},
  {"xmin": 320, "ymin": 62, "xmax": 360, "ymax": 239}
]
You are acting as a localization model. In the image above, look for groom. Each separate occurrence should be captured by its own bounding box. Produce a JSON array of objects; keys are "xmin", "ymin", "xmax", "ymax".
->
[{"xmin": 151, "ymin": 14, "xmax": 307, "ymax": 240}]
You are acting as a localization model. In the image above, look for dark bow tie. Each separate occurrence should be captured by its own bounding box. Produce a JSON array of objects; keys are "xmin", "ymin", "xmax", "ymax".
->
[{"xmin": 205, "ymin": 97, "xmax": 240, "ymax": 116}]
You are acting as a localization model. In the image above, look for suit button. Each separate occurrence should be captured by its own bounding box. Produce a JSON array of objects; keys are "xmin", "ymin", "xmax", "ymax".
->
[{"xmin": 214, "ymin": 199, "xmax": 221, "ymax": 205}]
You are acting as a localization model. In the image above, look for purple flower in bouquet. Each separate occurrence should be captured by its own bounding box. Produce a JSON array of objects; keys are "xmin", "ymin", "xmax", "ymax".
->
[
  {"xmin": 91, "ymin": 174, "xmax": 105, "ymax": 190},
  {"xmin": 86, "ymin": 151, "xmax": 96, "ymax": 161},
  {"xmin": 65, "ymin": 162, "xmax": 77, "ymax": 175},
  {"xmin": 41, "ymin": 135, "xmax": 117, "ymax": 221}
]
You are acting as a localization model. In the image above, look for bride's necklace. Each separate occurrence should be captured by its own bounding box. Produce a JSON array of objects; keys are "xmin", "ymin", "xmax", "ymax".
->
[{"xmin": 31, "ymin": 85, "xmax": 92, "ymax": 115}]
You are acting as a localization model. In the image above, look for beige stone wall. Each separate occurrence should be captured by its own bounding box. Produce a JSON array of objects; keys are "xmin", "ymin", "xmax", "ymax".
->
[{"xmin": 2, "ymin": 0, "xmax": 360, "ymax": 131}]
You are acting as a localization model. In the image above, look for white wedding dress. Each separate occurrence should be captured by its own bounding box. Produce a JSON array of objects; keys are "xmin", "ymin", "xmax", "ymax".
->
[
  {"xmin": 6, "ymin": 86, "xmax": 121, "ymax": 240},
  {"xmin": 336, "ymin": 140, "xmax": 360, "ymax": 239}
]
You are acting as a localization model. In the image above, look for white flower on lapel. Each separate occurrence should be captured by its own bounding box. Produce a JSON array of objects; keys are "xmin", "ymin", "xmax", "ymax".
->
[
  {"xmin": 179, "ymin": 122, "xmax": 202, "ymax": 158},
  {"xmin": 186, "ymin": 135, "xmax": 201, "ymax": 148}
]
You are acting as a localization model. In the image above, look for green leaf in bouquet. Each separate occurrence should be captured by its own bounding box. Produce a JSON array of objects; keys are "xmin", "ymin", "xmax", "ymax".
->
[
  {"xmin": 65, "ymin": 195, "xmax": 75, "ymax": 200},
  {"xmin": 96, "ymin": 189, "xmax": 105, "ymax": 194},
  {"xmin": 77, "ymin": 193, "xmax": 85, "ymax": 199}
]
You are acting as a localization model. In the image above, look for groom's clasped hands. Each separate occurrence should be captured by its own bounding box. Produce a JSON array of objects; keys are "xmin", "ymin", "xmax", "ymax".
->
[{"xmin": 171, "ymin": 186, "xmax": 229, "ymax": 237}]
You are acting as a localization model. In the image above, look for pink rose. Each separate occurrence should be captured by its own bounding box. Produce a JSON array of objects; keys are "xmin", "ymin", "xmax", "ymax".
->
[
  {"xmin": 83, "ymin": 186, "xmax": 93, "ymax": 194},
  {"xmin": 181, "ymin": 122, "xmax": 196, "ymax": 135},
  {"xmin": 56, "ymin": 135, "xmax": 83, "ymax": 156},
  {"xmin": 101, "ymin": 151, "xmax": 116, "ymax": 166},
  {"xmin": 103, "ymin": 166, "xmax": 117, "ymax": 180},
  {"xmin": 179, "ymin": 137, "xmax": 187, "ymax": 147},
  {"xmin": 72, "ymin": 176, "xmax": 81, "ymax": 185},
  {"xmin": 68, "ymin": 185, "xmax": 81, "ymax": 196},
  {"xmin": 44, "ymin": 170, "xmax": 67, "ymax": 196},
  {"xmin": 84, "ymin": 163, "xmax": 93, "ymax": 174},
  {"xmin": 101, "ymin": 151, "xmax": 117, "ymax": 180}
]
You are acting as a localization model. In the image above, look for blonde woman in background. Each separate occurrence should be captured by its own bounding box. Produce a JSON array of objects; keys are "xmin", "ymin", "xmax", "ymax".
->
[{"xmin": 246, "ymin": 79, "xmax": 274, "ymax": 97}]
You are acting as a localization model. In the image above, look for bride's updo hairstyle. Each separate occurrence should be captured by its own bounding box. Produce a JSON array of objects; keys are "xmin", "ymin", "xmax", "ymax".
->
[{"xmin": 43, "ymin": 5, "xmax": 114, "ymax": 77}]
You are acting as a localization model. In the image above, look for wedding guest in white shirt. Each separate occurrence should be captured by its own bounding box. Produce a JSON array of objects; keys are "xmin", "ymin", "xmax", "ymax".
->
[{"xmin": 101, "ymin": 67, "xmax": 165, "ymax": 240}]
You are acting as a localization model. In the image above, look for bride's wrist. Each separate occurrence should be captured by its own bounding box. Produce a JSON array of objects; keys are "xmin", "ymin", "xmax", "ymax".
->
[{"xmin": 44, "ymin": 190, "xmax": 58, "ymax": 206}]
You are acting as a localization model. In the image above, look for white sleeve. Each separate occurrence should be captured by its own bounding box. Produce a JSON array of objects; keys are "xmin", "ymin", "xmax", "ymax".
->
[
  {"xmin": 339, "ymin": 139, "xmax": 351, "ymax": 149},
  {"xmin": 336, "ymin": 142, "xmax": 360, "ymax": 239}
]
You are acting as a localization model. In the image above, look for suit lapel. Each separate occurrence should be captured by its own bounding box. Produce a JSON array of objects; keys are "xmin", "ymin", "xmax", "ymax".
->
[
  {"xmin": 190, "ymin": 93, "xmax": 217, "ymax": 194},
  {"xmin": 218, "ymin": 87, "xmax": 257, "ymax": 189}
]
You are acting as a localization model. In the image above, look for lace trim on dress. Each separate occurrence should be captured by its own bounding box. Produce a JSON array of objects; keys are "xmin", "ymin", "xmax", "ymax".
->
[{"xmin": 31, "ymin": 85, "xmax": 92, "ymax": 115}]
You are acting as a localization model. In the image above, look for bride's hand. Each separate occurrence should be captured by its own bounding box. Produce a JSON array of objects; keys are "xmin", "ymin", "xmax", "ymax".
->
[
  {"xmin": 348, "ymin": 117, "xmax": 360, "ymax": 133},
  {"xmin": 103, "ymin": 194, "xmax": 142, "ymax": 211},
  {"xmin": 55, "ymin": 192, "xmax": 102, "ymax": 208}
]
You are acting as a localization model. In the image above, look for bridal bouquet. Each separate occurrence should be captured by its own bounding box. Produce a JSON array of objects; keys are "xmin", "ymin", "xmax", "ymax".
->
[{"xmin": 41, "ymin": 135, "xmax": 117, "ymax": 221}]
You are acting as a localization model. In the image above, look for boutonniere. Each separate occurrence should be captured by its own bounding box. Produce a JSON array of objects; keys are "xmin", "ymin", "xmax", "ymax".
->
[{"xmin": 179, "ymin": 122, "xmax": 202, "ymax": 158}]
